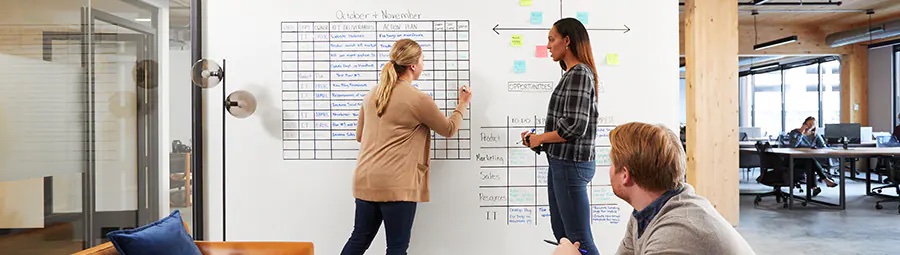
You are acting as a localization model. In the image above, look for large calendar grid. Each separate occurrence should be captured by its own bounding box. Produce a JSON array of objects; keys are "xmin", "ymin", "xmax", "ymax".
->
[
  {"xmin": 477, "ymin": 116, "xmax": 620, "ymax": 225},
  {"xmin": 280, "ymin": 20, "xmax": 471, "ymax": 160}
]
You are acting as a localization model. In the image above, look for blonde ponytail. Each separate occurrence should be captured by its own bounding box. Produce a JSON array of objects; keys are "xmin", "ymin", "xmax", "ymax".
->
[
  {"xmin": 374, "ymin": 61, "xmax": 398, "ymax": 117},
  {"xmin": 373, "ymin": 39, "xmax": 422, "ymax": 117}
]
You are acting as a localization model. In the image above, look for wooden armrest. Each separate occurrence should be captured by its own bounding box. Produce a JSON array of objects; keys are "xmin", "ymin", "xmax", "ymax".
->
[
  {"xmin": 72, "ymin": 241, "xmax": 315, "ymax": 255},
  {"xmin": 196, "ymin": 241, "xmax": 314, "ymax": 255},
  {"xmin": 70, "ymin": 242, "xmax": 117, "ymax": 255}
]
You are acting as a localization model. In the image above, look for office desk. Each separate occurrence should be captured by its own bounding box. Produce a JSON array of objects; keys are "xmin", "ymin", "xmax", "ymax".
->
[
  {"xmin": 738, "ymin": 141, "xmax": 876, "ymax": 148},
  {"xmin": 740, "ymin": 141, "xmax": 764, "ymax": 148},
  {"xmin": 750, "ymin": 147, "xmax": 900, "ymax": 210}
]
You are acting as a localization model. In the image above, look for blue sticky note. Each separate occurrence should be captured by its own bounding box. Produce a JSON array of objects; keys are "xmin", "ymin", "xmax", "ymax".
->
[
  {"xmin": 530, "ymin": 11, "xmax": 543, "ymax": 25},
  {"xmin": 576, "ymin": 12, "xmax": 589, "ymax": 24},
  {"xmin": 514, "ymin": 60, "xmax": 526, "ymax": 74}
]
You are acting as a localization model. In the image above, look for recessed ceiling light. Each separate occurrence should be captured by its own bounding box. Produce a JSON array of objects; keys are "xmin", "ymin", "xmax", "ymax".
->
[{"xmin": 135, "ymin": 18, "xmax": 151, "ymax": 22}]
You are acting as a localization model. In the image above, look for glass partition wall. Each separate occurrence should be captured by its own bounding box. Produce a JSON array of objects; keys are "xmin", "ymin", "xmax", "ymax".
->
[{"xmin": 0, "ymin": 0, "xmax": 197, "ymax": 252}]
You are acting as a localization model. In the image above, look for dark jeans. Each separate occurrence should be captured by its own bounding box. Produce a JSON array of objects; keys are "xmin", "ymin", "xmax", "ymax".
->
[
  {"xmin": 796, "ymin": 158, "xmax": 831, "ymax": 188},
  {"xmin": 340, "ymin": 199, "xmax": 417, "ymax": 255},
  {"xmin": 547, "ymin": 157, "xmax": 600, "ymax": 255}
]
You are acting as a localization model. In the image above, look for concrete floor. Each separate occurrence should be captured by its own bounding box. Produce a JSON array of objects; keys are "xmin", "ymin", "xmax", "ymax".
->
[{"xmin": 735, "ymin": 173, "xmax": 900, "ymax": 255}]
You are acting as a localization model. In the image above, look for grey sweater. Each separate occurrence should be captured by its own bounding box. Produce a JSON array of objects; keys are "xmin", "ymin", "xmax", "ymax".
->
[{"xmin": 616, "ymin": 184, "xmax": 756, "ymax": 255}]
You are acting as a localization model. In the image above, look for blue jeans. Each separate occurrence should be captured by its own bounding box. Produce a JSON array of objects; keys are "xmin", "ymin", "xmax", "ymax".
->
[
  {"xmin": 340, "ymin": 199, "xmax": 417, "ymax": 255},
  {"xmin": 547, "ymin": 157, "xmax": 600, "ymax": 255}
]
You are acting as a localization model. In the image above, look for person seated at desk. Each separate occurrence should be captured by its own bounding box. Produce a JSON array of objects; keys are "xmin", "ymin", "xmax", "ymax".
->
[
  {"xmin": 552, "ymin": 122, "xmax": 755, "ymax": 255},
  {"xmin": 788, "ymin": 117, "xmax": 837, "ymax": 195},
  {"xmin": 893, "ymin": 113, "xmax": 900, "ymax": 142}
]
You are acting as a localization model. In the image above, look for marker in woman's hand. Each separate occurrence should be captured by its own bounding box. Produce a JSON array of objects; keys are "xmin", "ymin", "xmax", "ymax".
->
[
  {"xmin": 544, "ymin": 239, "xmax": 588, "ymax": 255},
  {"xmin": 519, "ymin": 128, "xmax": 536, "ymax": 144}
]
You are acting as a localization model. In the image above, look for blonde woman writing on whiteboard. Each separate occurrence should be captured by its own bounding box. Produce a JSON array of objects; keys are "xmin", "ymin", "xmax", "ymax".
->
[
  {"xmin": 341, "ymin": 38, "xmax": 472, "ymax": 255},
  {"xmin": 521, "ymin": 18, "xmax": 600, "ymax": 255}
]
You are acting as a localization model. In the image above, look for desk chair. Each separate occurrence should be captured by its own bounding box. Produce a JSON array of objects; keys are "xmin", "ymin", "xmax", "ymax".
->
[
  {"xmin": 739, "ymin": 149, "xmax": 760, "ymax": 181},
  {"xmin": 872, "ymin": 156, "xmax": 900, "ymax": 214},
  {"xmin": 775, "ymin": 133, "xmax": 786, "ymax": 145},
  {"xmin": 753, "ymin": 142, "xmax": 806, "ymax": 208}
]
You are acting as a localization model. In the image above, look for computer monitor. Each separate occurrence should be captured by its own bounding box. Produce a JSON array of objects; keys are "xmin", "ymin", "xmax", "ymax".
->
[
  {"xmin": 739, "ymin": 127, "xmax": 762, "ymax": 139},
  {"xmin": 824, "ymin": 123, "xmax": 861, "ymax": 144}
]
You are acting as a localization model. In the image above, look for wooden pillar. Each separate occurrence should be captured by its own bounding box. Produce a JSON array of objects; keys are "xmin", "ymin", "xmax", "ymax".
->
[
  {"xmin": 684, "ymin": 0, "xmax": 739, "ymax": 225},
  {"xmin": 840, "ymin": 44, "xmax": 869, "ymax": 125}
]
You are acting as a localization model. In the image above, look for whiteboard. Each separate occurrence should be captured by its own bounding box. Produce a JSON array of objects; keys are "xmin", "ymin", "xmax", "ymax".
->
[{"xmin": 203, "ymin": 1, "xmax": 678, "ymax": 254}]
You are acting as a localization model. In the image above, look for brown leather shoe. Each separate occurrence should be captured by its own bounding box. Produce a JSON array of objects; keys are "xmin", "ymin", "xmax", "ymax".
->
[{"xmin": 823, "ymin": 178, "xmax": 837, "ymax": 188}]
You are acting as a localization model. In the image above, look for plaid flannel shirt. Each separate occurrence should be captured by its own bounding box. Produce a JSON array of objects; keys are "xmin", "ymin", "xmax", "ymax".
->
[{"xmin": 543, "ymin": 63, "xmax": 598, "ymax": 162}]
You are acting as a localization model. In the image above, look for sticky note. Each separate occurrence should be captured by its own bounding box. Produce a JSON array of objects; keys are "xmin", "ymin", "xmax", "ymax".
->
[
  {"xmin": 535, "ymin": 45, "xmax": 548, "ymax": 58},
  {"xmin": 511, "ymin": 34, "xmax": 524, "ymax": 47},
  {"xmin": 576, "ymin": 12, "xmax": 589, "ymax": 24},
  {"xmin": 530, "ymin": 11, "xmax": 543, "ymax": 25},
  {"xmin": 514, "ymin": 60, "xmax": 526, "ymax": 73},
  {"xmin": 520, "ymin": 0, "xmax": 532, "ymax": 6},
  {"xmin": 606, "ymin": 53, "xmax": 619, "ymax": 66}
]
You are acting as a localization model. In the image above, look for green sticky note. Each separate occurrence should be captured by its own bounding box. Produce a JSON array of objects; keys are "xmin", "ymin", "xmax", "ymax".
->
[
  {"xmin": 576, "ymin": 12, "xmax": 589, "ymax": 24},
  {"xmin": 520, "ymin": 0, "xmax": 532, "ymax": 6},
  {"xmin": 511, "ymin": 34, "xmax": 524, "ymax": 47},
  {"xmin": 606, "ymin": 53, "xmax": 619, "ymax": 66},
  {"xmin": 530, "ymin": 11, "xmax": 543, "ymax": 25},
  {"xmin": 514, "ymin": 60, "xmax": 526, "ymax": 73}
]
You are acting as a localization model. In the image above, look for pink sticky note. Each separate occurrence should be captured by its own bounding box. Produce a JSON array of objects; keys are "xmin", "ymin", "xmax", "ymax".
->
[{"xmin": 535, "ymin": 45, "xmax": 548, "ymax": 58}]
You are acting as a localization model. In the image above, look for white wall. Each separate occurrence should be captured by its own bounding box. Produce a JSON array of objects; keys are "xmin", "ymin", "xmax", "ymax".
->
[
  {"xmin": 868, "ymin": 46, "xmax": 894, "ymax": 132},
  {"xmin": 169, "ymin": 49, "xmax": 193, "ymax": 144},
  {"xmin": 203, "ymin": 0, "xmax": 678, "ymax": 254}
]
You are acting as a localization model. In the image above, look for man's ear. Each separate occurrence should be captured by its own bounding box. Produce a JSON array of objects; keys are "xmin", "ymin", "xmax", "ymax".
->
[{"xmin": 621, "ymin": 166, "xmax": 635, "ymax": 187}]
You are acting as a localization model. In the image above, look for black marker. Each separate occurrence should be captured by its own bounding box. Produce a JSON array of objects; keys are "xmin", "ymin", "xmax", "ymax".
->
[{"xmin": 543, "ymin": 239, "xmax": 588, "ymax": 254}]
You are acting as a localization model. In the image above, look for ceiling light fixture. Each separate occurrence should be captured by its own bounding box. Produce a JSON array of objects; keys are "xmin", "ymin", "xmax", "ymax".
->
[
  {"xmin": 135, "ymin": 18, "xmax": 151, "ymax": 22},
  {"xmin": 754, "ymin": 36, "xmax": 799, "ymax": 50}
]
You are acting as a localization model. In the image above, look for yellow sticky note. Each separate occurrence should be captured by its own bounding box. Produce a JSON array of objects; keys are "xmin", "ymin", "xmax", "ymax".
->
[
  {"xmin": 606, "ymin": 53, "xmax": 619, "ymax": 66},
  {"xmin": 520, "ymin": 0, "xmax": 532, "ymax": 6},
  {"xmin": 511, "ymin": 35, "xmax": 524, "ymax": 47}
]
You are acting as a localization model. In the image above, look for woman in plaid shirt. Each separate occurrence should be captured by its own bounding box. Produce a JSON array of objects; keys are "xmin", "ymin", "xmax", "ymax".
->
[{"xmin": 521, "ymin": 17, "xmax": 600, "ymax": 255}]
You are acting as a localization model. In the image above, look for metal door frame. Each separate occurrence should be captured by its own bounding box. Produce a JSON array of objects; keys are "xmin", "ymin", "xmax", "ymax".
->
[{"xmin": 79, "ymin": 4, "xmax": 159, "ymax": 247}]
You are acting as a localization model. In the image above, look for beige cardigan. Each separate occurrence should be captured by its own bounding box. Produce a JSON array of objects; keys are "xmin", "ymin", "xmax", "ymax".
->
[{"xmin": 353, "ymin": 81, "xmax": 465, "ymax": 202}]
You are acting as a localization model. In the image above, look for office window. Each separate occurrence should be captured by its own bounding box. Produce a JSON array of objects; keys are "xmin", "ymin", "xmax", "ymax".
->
[
  {"xmin": 784, "ymin": 65, "xmax": 819, "ymax": 130},
  {"xmin": 753, "ymin": 70, "xmax": 783, "ymax": 136},
  {"xmin": 821, "ymin": 60, "xmax": 841, "ymax": 125},
  {"xmin": 738, "ymin": 56, "xmax": 840, "ymax": 137},
  {"xmin": 739, "ymin": 75, "xmax": 752, "ymax": 127},
  {"xmin": 895, "ymin": 46, "xmax": 900, "ymax": 128}
]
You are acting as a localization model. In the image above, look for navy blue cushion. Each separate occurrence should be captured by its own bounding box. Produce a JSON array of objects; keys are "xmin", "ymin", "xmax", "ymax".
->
[{"xmin": 107, "ymin": 210, "xmax": 201, "ymax": 255}]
